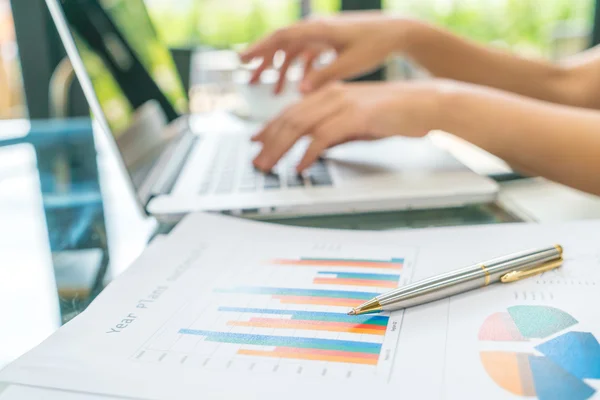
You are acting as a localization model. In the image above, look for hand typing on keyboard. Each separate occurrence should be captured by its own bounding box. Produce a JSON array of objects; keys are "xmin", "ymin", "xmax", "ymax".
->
[
  {"xmin": 250, "ymin": 82, "xmax": 437, "ymax": 173},
  {"xmin": 258, "ymin": 159, "xmax": 333, "ymax": 191},
  {"xmin": 198, "ymin": 136, "xmax": 333, "ymax": 195}
]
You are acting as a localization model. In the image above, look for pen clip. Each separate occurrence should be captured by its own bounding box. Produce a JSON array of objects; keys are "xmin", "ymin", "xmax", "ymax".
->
[{"xmin": 500, "ymin": 258, "xmax": 563, "ymax": 283}]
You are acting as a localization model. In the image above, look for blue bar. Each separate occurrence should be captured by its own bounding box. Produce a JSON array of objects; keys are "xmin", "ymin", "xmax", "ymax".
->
[
  {"xmin": 318, "ymin": 272, "xmax": 400, "ymax": 281},
  {"xmin": 218, "ymin": 307, "xmax": 389, "ymax": 326},
  {"xmin": 178, "ymin": 329, "xmax": 382, "ymax": 354},
  {"xmin": 218, "ymin": 287, "xmax": 378, "ymax": 299}
]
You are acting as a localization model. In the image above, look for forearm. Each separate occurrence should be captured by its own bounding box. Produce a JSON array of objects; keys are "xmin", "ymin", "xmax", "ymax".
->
[
  {"xmin": 398, "ymin": 21, "xmax": 572, "ymax": 105},
  {"xmin": 436, "ymin": 82, "xmax": 600, "ymax": 195}
]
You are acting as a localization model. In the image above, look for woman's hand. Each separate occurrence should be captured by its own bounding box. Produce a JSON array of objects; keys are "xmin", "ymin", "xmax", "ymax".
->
[
  {"xmin": 240, "ymin": 13, "xmax": 415, "ymax": 94},
  {"xmin": 252, "ymin": 80, "xmax": 445, "ymax": 172}
]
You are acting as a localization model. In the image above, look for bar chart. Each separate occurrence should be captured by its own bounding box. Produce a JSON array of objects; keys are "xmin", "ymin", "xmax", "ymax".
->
[
  {"xmin": 222, "ymin": 307, "xmax": 388, "ymax": 336},
  {"xmin": 132, "ymin": 245, "xmax": 415, "ymax": 381},
  {"xmin": 313, "ymin": 272, "xmax": 401, "ymax": 288},
  {"xmin": 273, "ymin": 257, "xmax": 404, "ymax": 270},
  {"xmin": 179, "ymin": 330, "xmax": 382, "ymax": 365},
  {"xmin": 218, "ymin": 287, "xmax": 379, "ymax": 307}
]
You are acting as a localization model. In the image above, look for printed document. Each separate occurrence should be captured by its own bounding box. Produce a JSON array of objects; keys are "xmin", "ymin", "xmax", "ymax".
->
[{"xmin": 1, "ymin": 214, "xmax": 599, "ymax": 399}]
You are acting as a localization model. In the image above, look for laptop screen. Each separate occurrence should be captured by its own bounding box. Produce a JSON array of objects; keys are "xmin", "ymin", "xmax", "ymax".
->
[{"xmin": 48, "ymin": 0, "xmax": 189, "ymax": 194}]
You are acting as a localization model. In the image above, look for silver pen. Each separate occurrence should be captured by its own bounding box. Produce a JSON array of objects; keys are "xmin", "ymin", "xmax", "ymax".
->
[{"xmin": 348, "ymin": 244, "xmax": 563, "ymax": 315}]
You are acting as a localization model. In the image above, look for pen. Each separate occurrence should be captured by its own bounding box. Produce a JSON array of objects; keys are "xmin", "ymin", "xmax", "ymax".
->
[{"xmin": 348, "ymin": 244, "xmax": 563, "ymax": 315}]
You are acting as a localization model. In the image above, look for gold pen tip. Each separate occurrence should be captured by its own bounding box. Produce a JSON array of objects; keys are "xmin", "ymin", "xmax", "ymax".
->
[
  {"xmin": 555, "ymin": 244, "xmax": 564, "ymax": 255},
  {"xmin": 349, "ymin": 299, "xmax": 383, "ymax": 315}
]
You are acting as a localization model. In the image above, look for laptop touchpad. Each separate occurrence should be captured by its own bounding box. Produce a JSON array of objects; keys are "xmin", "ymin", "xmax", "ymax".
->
[{"xmin": 325, "ymin": 137, "xmax": 467, "ymax": 181}]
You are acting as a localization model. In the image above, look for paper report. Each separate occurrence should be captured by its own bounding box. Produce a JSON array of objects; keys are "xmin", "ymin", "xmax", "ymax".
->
[{"xmin": 1, "ymin": 213, "xmax": 599, "ymax": 399}]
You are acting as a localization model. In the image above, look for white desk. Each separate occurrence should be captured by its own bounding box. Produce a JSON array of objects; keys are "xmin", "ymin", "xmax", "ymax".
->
[
  {"xmin": 432, "ymin": 131, "xmax": 600, "ymax": 223},
  {"xmin": 499, "ymin": 178, "xmax": 600, "ymax": 222}
]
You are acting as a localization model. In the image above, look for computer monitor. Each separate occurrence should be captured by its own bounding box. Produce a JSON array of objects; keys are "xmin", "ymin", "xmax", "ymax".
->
[{"xmin": 47, "ymin": 0, "xmax": 189, "ymax": 193}]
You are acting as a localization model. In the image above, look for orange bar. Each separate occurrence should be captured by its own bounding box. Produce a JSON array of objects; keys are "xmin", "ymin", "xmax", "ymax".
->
[
  {"xmin": 275, "ymin": 347, "xmax": 379, "ymax": 360},
  {"xmin": 313, "ymin": 277, "xmax": 398, "ymax": 288},
  {"xmin": 272, "ymin": 259, "xmax": 402, "ymax": 270},
  {"xmin": 275, "ymin": 346, "xmax": 379, "ymax": 360},
  {"xmin": 237, "ymin": 349, "xmax": 378, "ymax": 365},
  {"xmin": 228, "ymin": 318, "xmax": 386, "ymax": 335},
  {"xmin": 273, "ymin": 295, "xmax": 363, "ymax": 307},
  {"xmin": 248, "ymin": 318, "xmax": 386, "ymax": 331}
]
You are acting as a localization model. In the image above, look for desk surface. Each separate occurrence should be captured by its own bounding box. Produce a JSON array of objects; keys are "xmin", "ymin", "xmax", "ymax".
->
[
  {"xmin": 0, "ymin": 120, "xmax": 155, "ymax": 371},
  {"xmin": 432, "ymin": 130, "xmax": 600, "ymax": 222},
  {"xmin": 1, "ymin": 117, "xmax": 600, "ymax": 380}
]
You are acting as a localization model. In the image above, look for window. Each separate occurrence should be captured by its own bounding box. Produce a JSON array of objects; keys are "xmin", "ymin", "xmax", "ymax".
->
[
  {"xmin": 146, "ymin": 0, "xmax": 592, "ymax": 58},
  {"xmin": 385, "ymin": 0, "xmax": 593, "ymax": 58},
  {"xmin": 0, "ymin": 0, "xmax": 25, "ymax": 118},
  {"xmin": 145, "ymin": 0, "xmax": 341, "ymax": 49}
]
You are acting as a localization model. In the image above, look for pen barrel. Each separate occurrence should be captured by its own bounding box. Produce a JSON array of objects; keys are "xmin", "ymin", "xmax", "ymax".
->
[
  {"xmin": 483, "ymin": 246, "xmax": 562, "ymax": 281},
  {"xmin": 377, "ymin": 245, "xmax": 562, "ymax": 311},
  {"xmin": 378, "ymin": 273, "xmax": 487, "ymax": 310}
]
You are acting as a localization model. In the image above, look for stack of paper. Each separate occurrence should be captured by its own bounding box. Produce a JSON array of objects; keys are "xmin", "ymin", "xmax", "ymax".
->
[{"xmin": 1, "ymin": 213, "xmax": 599, "ymax": 400}]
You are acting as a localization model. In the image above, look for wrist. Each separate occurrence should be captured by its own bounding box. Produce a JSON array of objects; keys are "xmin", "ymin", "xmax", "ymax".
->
[
  {"xmin": 391, "ymin": 18, "xmax": 430, "ymax": 54},
  {"xmin": 402, "ymin": 79, "xmax": 467, "ymax": 133},
  {"xmin": 433, "ymin": 79, "xmax": 508, "ymax": 155},
  {"xmin": 432, "ymin": 79, "xmax": 471, "ymax": 132},
  {"xmin": 370, "ymin": 80, "xmax": 464, "ymax": 137}
]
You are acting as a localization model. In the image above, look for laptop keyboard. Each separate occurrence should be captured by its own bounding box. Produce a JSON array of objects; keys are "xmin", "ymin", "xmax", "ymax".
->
[{"xmin": 198, "ymin": 136, "xmax": 333, "ymax": 195}]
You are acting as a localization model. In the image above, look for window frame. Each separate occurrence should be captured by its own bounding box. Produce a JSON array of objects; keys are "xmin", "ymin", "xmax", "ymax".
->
[{"xmin": 593, "ymin": 0, "xmax": 600, "ymax": 46}]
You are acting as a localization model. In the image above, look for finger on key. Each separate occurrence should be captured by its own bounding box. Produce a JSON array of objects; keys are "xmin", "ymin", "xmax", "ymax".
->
[
  {"xmin": 296, "ymin": 112, "xmax": 352, "ymax": 172},
  {"xmin": 254, "ymin": 90, "xmax": 346, "ymax": 170},
  {"xmin": 253, "ymin": 84, "xmax": 325, "ymax": 145},
  {"xmin": 252, "ymin": 119, "xmax": 276, "ymax": 142},
  {"xmin": 254, "ymin": 120, "xmax": 302, "ymax": 171},
  {"xmin": 297, "ymin": 138, "xmax": 332, "ymax": 173},
  {"xmin": 254, "ymin": 111, "xmax": 288, "ymax": 147}
]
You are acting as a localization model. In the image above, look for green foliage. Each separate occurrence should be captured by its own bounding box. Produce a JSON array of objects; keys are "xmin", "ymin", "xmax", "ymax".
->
[
  {"xmin": 147, "ymin": 0, "xmax": 593, "ymax": 55},
  {"xmin": 148, "ymin": 0, "xmax": 301, "ymax": 49},
  {"xmin": 386, "ymin": 0, "xmax": 593, "ymax": 55},
  {"xmin": 312, "ymin": 0, "xmax": 341, "ymax": 14}
]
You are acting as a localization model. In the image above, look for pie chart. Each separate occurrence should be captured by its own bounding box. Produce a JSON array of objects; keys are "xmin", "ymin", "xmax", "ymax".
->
[{"xmin": 478, "ymin": 305, "xmax": 600, "ymax": 400}]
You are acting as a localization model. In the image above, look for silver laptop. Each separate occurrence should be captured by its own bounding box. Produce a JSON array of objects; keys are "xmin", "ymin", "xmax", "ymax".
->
[{"xmin": 46, "ymin": 0, "xmax": 498, "ymax": 222}]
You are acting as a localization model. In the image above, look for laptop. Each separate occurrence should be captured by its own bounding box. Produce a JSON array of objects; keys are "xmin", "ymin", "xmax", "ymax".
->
[{"xmin": 46, "ymin": 0, "xmax": 498, "ymax": 222}]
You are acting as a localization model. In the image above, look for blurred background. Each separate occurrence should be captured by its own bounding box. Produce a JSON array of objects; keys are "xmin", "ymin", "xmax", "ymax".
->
[
  {"xmin": 0, "ymin": 0, "xmax": 595, "ymax": 120},
  {"xmin": 147, "ymin": 0, "xmax": 591, "ymax": 56}
]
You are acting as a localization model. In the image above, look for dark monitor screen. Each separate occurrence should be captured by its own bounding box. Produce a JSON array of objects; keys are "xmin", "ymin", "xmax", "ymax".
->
[{"xmin": 54, "ymin": 0, "xmax": 189, "ymax": 190}]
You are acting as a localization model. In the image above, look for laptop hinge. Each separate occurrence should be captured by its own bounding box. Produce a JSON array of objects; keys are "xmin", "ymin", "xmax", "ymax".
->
[{"xmin": 149, "ymin": 131, "xmax": 199, "ymax": 197}]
